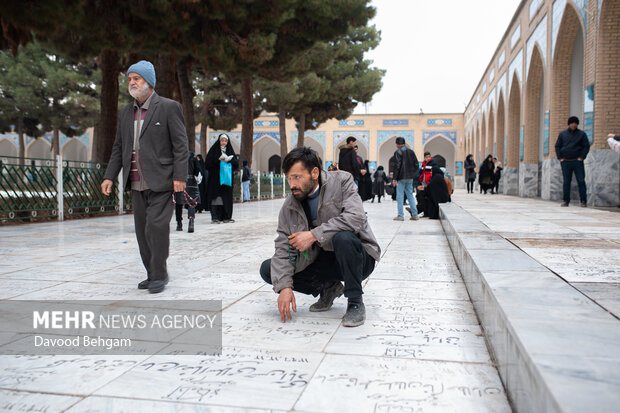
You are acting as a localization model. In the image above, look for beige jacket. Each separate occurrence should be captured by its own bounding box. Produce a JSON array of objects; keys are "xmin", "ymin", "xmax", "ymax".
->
[{"xmin": 270, "ymin": 170, "xmax": 381, "ymax": 293}]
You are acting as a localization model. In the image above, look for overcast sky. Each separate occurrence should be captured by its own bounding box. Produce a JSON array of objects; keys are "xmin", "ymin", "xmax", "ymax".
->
[{"xmin": 354, "ymin": 0, "xmax": 522, "ymax": 115}]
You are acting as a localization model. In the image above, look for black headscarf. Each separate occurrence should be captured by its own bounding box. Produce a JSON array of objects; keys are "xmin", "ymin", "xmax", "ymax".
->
[{"xmin": 425, "ymin": 166, "xmax": 450, "ymax": 219}]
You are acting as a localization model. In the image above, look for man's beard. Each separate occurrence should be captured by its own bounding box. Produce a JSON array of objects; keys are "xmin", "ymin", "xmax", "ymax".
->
[
  {"xmin": 291, "ymin": 178, "xmax": 317, "ymax": 200},
  {"xmin": 129, "ymin": 82, "xmax": 151, "ymax": 100}
]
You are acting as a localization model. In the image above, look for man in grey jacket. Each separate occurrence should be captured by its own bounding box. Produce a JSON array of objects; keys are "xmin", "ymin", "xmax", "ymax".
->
[
  {"xmin": 260, "ymin": 147, "xmax": 380, "ymax": 327},
  {"xmin": 101, "ymin": 60, "xmax": 188, "ymax": 293}
]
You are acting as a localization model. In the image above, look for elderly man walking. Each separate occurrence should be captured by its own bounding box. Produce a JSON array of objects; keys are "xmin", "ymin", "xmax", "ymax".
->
[{"xmin": 101, "ymin": 60, "xmax": 188, "ymax": 293}]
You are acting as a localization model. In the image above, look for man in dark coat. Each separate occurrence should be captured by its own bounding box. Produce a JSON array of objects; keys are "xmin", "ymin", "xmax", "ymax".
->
[
  {"xmin": 205, "ymin": 133, "xmax": 239, "ymax": 223},
  {"xmin": 338, "ymin": 136, "xmax": 362, "ymax": 184},
  {"xmin": 392, "ymin": 137, "xmax": 420, "ymax": 221},
  {"xmin": 101, "ymin": 60, "xmax": 188, "ymax": 294},
  {"xmin": 175, "ymin": 151, "xmax": 201, "ymax": 233},
  {"xmin": 555, "ymin": 116, "xmax": 590, "ymax": 207}
]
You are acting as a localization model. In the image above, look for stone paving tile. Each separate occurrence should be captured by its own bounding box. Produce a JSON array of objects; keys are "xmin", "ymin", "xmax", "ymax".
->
[
  {"xmin": 0, "ymin": 389, "xmax": 82, "ymax": 412},
  {"xmin": 0, "ymin": 198, "xmax": 510, "ymax": 411},
  {"xmin": 453, "ymin": 190, "xmax": 620, "ymax": 318},
  {"xmin": 295, "ymin": 354, "xmax": 510, "ymax": 413}
]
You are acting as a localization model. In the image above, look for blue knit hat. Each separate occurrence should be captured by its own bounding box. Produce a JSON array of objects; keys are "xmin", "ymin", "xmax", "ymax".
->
[{"xmin": 127, "ymin": 60, "xmax": 156, "ymax": 88}]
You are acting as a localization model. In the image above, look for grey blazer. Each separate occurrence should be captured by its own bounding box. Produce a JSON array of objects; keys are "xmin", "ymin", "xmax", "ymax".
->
[{"xmin": 103, "ymin": 92, "xmax": 189, "ymax": 193}]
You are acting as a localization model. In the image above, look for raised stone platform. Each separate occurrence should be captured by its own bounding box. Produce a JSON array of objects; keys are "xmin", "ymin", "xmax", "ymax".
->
[{"xmin": 440, "ymin": 195, "xmax": 620, "ymax": 413}]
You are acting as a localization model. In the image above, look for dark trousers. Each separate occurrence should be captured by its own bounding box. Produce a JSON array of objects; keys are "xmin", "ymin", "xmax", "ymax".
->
[
  {"xmin": 467, "ymin": 180, "xmax": 474, "ymax": 192},
  {"xmin": 175, "ymin": 203, "xmax": 195, "ymax": 222},
  {"xmin": 561, "ymin": 160, "xmax": 587, "ymax": 204},
  {"xmin": 132, "ymin": 190, "xmax": 173, "ymax": 281},
  {"xmin": 260, "ymin": 231, "xmax": 375, "ymax": 299}
]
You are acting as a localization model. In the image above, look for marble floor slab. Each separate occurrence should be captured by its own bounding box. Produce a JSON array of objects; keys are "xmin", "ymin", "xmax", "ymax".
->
[
  {"xmin": 0, "ymin": 388, "xmax": 82, "ymax": 412},
  {"xmin": 295, "ymin": 354, "xmax": 510, "ymax": 413},
  {"xmin": 94, "ymin": 347, "xmax": 325, "ymax": 411},
  {"xmin": 0, "ymin": 198, "xmax": 510, "ymax": 412}
]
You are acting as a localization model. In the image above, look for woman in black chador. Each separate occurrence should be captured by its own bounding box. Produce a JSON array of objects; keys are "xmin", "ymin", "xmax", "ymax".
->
[
  {"xmin": 371, "ymin": 165, "xmax": 387, "ymax": 203},
  {"xmin": 478, "ymin": 154, "xmax": 495, "ymax": 194},
  {"xmin": 417, "ymin": 166, "xmax": 451, "ymax": 219},
  {"xmin": 359, "ymin": 160, "xmax": 373, "ymax": 201},
  {"xmin": 205, "ymin": 133, "xmax": 239, "ymax": 223}
]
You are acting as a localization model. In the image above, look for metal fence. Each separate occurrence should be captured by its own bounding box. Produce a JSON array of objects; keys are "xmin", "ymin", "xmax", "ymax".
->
[
  {"xmin": 1, "ymin": 156, "xmax": 289, "ymax": 223},
  {"xmin": 0, "ymin": 155, "xmax": 130, "ymax": 223},
  {"xmin": 233, "ymin": 171, "xmax": 288, "ymax": 202}
]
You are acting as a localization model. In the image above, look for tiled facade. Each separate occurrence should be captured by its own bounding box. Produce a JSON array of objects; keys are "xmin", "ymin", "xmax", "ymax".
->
[{"xmin": 464, "ymin": 0, "xmax": 619, "ymax": 206}]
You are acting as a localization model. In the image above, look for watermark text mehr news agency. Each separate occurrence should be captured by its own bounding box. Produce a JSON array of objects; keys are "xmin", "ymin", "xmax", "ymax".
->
[{"xmin": 33, "ymin": 311, "xmax": 218, "ymax": 329}]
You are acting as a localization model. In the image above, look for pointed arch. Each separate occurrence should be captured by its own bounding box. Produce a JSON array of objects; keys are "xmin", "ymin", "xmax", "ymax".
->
[
  {"xmin": 550, "ymin": 3, "xmax": 585, "ymax": 151},
  {"xmin": 496, "ymin": 91, "xmax": 506, "ymax": 164},
  {"xmin": 507, "ymin": 72, "xmax": 521, "ymax": 168},
  {"xmin": 525, "ymin": 45, "xmax": 545, "ymax": 164}
]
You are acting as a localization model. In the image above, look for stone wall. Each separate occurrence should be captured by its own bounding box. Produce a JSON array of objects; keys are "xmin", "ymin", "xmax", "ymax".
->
[
  {"xmin": 586, "ymin": 149, "xmax": 620, "ymax": 206},
  {"xmin": 518, "ymin": 163, "xmax": 539, "ymax": 198},
  {"xmin": 502, "ymin": 167, "xmax": 518, "ymax": 195}
]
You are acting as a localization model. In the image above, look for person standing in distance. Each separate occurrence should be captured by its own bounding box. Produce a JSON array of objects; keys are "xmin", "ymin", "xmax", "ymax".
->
[
  {"xmin": 101, "ymin": 60, "xmax": 188, "ymax": 294},
  {"xmin": 555, "ymin": 116, "xmax": 590, "ymax": 207},
  {"xmin": 392, "ymin": 137, "xmax": 419, "ymax": 221},
  {"xmin": 338, "ymin": 136, "xmax": 363, "ymax": 185}
]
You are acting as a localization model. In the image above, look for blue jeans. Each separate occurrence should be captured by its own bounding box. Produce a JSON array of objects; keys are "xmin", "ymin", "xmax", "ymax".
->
[
  {"xmin": 396, "ymin": 179, "xmax": 417, "ymax": 217},
  {"xmin": 561, "ymin": 160, "xmax": 586, "ymax": 204},
  {"xmin": 242, "ymin": 180, "xmax": 250, "ymax": 201}
]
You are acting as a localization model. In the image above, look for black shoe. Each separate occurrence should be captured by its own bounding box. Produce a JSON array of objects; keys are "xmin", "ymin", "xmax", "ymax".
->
[
  {"xmin": 223, "ymin": 218, "xmax": 235, "ymax": 223},
  {"xmin": 342, "ymin": 302, "xmax": 366, "ymax": 327},
  {"xmin": 405, "ymin": 206, "xmax": 413, "ymax": 217},
  {"xmin": 138, "ymin": 279, "xmax": 150, "ymax": 289},
  {"xmin": 176, "ymin": 222, "xmax": 182, "ymax": 231},
  {"xmin": 148, "ymin": 276, "xmax": 169, "ymax": 294},
  {"xmin": 309, "ymin": 281, "xmax": 344, "ymax": 312},
  {"xmin": 188, "ymin": 218, "xmax": 194, "ymax": 233},
  {"xmin": 560, "ymin": 202, "xmax": 569, "ymax": 207},
  {"xmin": 580, "ymin": 202, "xmax": 587, "ymax": 208}
]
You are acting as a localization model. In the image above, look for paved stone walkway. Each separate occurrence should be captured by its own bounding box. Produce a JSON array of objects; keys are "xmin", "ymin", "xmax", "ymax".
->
[
  {"xmin": 0, "ymin": 198, "xmax": 511, "ymax": 412},
  {"xmin": 453, "ymin": 190, "xmax": 620, "ymax": 318}
]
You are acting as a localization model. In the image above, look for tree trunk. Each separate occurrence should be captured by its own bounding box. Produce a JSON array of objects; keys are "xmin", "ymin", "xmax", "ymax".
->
[
  {"xmin": 17, "ymin": 115, "xmax": 24, "ymax": 165},
  {"xmin": 297, "ymin": 113, "xmax": 305, "ymax": 148},
  {"xmin": 156, "ymin": 53, "xmax": 178, "ymax": 100},
  {"xmin": 52, "ymin": 128, "xmax": 60, "ymax": 157},
  {"xmin": 200, "ymin": 122, "xmax": 207, "ymax": 159},
  {"xmin": 176, "ymin": 57, "xmax": 195, "ymax": 152},
  {"xmin": 200, "ymin": 76, "xmax": 209, "ymax": 158},
  {"xmin": 240, "ymin": 77, "xmax": 254, "ymax": 167},
  {"xmin": 93, "ymin": 49, "xmax": 119, "ymax": 163},
  {"xmin": 278, "ymin": 106, "xmax": 288, "ymax": 169}
]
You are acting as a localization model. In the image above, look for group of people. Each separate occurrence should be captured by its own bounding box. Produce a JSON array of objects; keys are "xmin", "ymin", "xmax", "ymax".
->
[
  {"xmin": 464, "ymin": 154, "xmax": 503, "ymax": 194},
  {"xmin": 335, "ymin": 136, "xmax": 452, "ymax": 221}
]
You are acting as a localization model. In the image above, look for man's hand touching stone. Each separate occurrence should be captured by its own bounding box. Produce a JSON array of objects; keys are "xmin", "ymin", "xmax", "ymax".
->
[{"xmin": 278, "ymin": 288, "xmax": 296, "ymax": 322}]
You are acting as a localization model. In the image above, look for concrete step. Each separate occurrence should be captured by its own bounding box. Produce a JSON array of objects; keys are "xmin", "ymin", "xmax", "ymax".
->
[{"xmin": 440, "ymin": 202, "xmax": 620, "ymax": 413}]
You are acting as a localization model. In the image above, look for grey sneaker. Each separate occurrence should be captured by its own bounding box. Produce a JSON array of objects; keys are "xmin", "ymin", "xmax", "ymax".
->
[
  {"xmin": 342, "ymin": 302, "xmax": 366, "ymax": 327},
  {"xmin": 393, "ymin": 216, "xmax": 404, "ymax": 221},
  {"xmin": 309, "ymin": 281, "xmax": 344, "ymax": 312},
  {"xmin": 410, "ymin": 215, "xmax": 420, "ymax": 220}
]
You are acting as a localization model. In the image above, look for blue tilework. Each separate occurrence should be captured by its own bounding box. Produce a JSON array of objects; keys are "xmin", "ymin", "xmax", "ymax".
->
[
  {"xmin": 254, "ymin": 120, "xmax": 279, "ymax": 127},
  {"xmin": 290, "ymin": 131, "xmax": 326, "ymax": 148},
  {"xmin": 338, "ymin": 120, "xmax": 364, "ymax": 127},
  {"xmin": 511, "ymin": 25, "xmax": 521, "ymax": 49},
  {"xmin": 527, "ymin": 15, "xmax": 548, "ymax": 72},
  {"xmin": 377, "ymin": 130, "xmax": 414, "ymax": 150},
  {"xmin": 509, "ymin": 49, "xmax": 523, "ymax": 91},
  {"xmin": 423, "ymin": 130, "xmax": 457, "ymax": 146},
  {"xmin": 0, "ymin": 133, "xmax": 19, "ymax": 148},
  {"xmin": 530, "ymin": 0, "xmax": 543, "ymax": 19},
  {"xmin": 543, "ymin": 110, "xmax": 550, "ymax": 155},
  {"xmin": 383, "ymin": 119, "xmax": 409, "ymax": 126},
  {"xmin": 427, "ymin": 119, "xmax": 453, "ymax": 126},
  {"xmin": 209, "ymin": 131, "xmax": 241, "ymax": 147},
  {"xmin": 253, "ymin": 132, "xmax": 280, "ymax": 144},
  {"xmin": 333, "ymin": 131, "xmax": 370, "ymax": 150}
]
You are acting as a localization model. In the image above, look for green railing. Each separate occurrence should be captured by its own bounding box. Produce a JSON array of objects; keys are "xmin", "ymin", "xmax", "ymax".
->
[
  {"xmin": 0, "ymin": 155, "xmax": 132, "ymax": 223},
  {"xmin": 233, "ymin": 171, "xmax": 288, "ymax": 202},
  {"xmin": 1, "ymin": 156, "xmax": 288, "ymax": 224}
]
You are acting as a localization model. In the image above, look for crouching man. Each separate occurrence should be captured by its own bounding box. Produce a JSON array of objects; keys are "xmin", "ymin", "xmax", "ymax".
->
[{"xmin": 259, "ymin": 147, "xmax": 380, "ymax": 327}]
